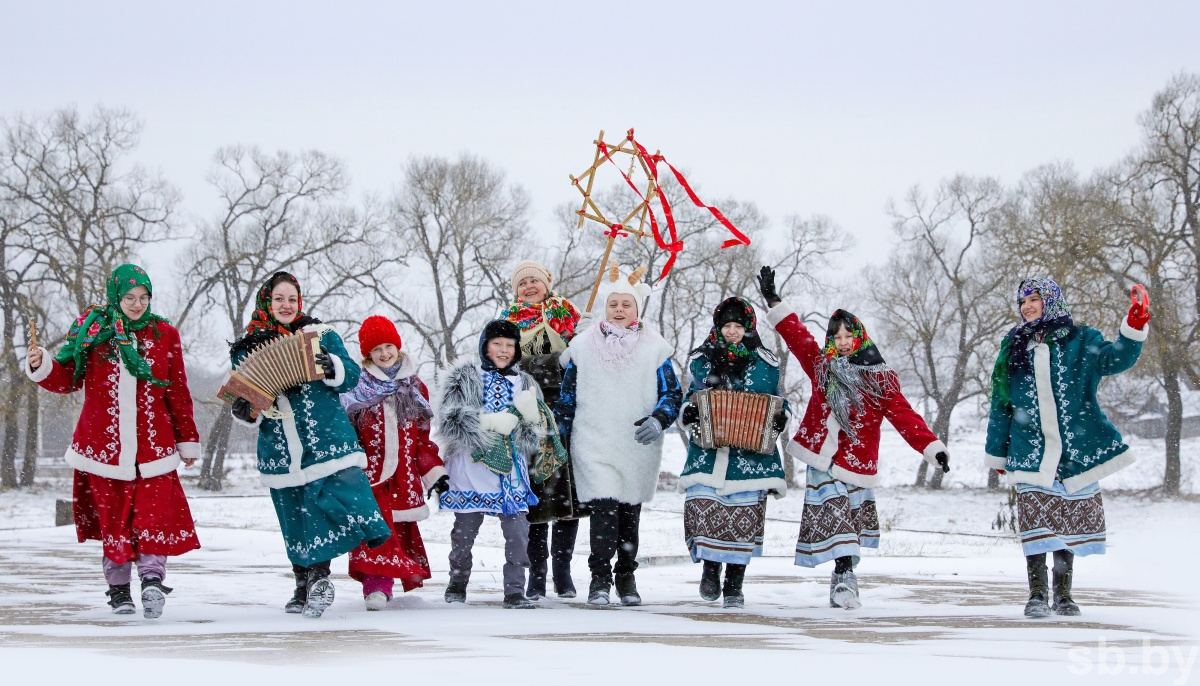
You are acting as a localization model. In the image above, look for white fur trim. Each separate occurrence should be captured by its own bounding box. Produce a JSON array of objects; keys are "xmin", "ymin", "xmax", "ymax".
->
[
  {"xmin": 1023, "ymin": 342, "xmax": 1063, "ymax": 489},
  {"xmin": 364, "ymin": 352, "xmax": 416, "ymax": 381},
  {"xmin": 786, "ymin": 439, "xmax": 834, "ymax": 472},
  {"xmin": 322, "ymin": 354, "xmax": 346, "ymax": 387},
  {"xmin": 393, "ymin": 503, "xmax": 430, "ymax": 522},
  {"xmin": 138, "ymin": 453, "xmax": 181, "ymax": 478},
  {"xmin": 830, "ymin": 463, "xmax": 879, "ymax": 488},
  {"xmin": 65, "ymin": 447, "xmax": 135, "ymax": 480},
  {"xmin": 259, "ymin": 452, "xmax": 369, "ymax": 489},
  {"xmin": 25, "ymin": 355, "xmax": 53, "ymax": 383},
  {"xmin": 757, "ymin": 347, "xmax": 780, "ymax": 367},
  {"xmin": 1120, "ymin": 318, "xmax": 1149, "ymax": 342},
  {"xmin": 764, "ymin": 302, "xmax": 795, "ymax": 328},
  {"xmin": 678, "ymin": 447, "xmax": 730, "ymax": 491},
  {"xmin": 118, "ymin": 363, "xmax": 138, "ymax": 476},
  {"xmin": 370, "ymin": 402, "xmax": 401, "ymax": 486},
  {"xmin": 176, "ymin": 442, "xmax": 200, "ymax": 462},
  {"xmin": 922, "ymin": 439, "xmax": 948, "ymax": 467},
  {"xmin": 231, "ymin": 409, "xmax": 265, "ymax": 429},
  {"xmin": 1061, "ymin": 450, "xmax": 1136, "ymax": 494},
  {"xmin": 985, "ymin": 453, "xmax": 1008, "ymax": 471},
  {"xmin": 725, "ymin": 476, "xmax": 787, "ymax": 498},
  {"xmin": 420, "ymin": 465, "xmax": 448, "ymax": 490}
]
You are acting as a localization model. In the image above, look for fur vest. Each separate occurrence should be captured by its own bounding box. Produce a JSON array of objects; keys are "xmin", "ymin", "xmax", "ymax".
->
[{"xmin": 434, "ymin": 361, "xmax": 544, "ymax": 464}]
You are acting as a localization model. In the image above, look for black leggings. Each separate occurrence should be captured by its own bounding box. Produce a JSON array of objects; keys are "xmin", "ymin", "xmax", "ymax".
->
[{"xmin": 528, "ymin": 519, "xmax": 580, "ymax": 573}]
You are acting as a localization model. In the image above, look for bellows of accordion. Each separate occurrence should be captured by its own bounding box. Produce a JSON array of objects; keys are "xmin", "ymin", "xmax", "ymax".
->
[
  {"xmin": 690, "ymin": 388, "xmax": 786, "ymax": 455},
  {"xmin": 217, "ymin": 330, "xmax": 323, "ymax": 415}
]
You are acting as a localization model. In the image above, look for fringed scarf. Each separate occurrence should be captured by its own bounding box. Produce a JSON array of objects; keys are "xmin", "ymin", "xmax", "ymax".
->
[
  {"xmin": 342, "ymin": 359, "xmax": 432, "ymax": 424},
  {"xmin": 817, "ymin": 309, "xmax": 892, "ymax": 441},
  {"xmin": 503, "ymin": 293, "xmax": 580, "ymax": 340},
  {"xmin": 55, "ymin": 264, "xmax": 170, "ymax": 387},
  {"xmin": 587, "ymin": 318, "xmax": 643, "ymax": 372},
  {"xmin": 990, "ymin": 277, "xmax": 1075, "ymax": 409}
]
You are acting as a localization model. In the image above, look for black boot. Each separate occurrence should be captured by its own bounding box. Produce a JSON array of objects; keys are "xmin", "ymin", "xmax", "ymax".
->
[
  {"xmin": 1052, "ymin": 550, "xmax": 1080, "ymax": 616},
  {"xmin": 284, "ymin": 564, "xmax": 308, "ymax": 614},
  {"xmin": 552, "ymin": 560, "xmax": 576, "ymax": 598},
  {"xmin": 444, "ymin": 578, "xmax": 467, "ymax": 603},
  {"xmin": 615, "ymin": 572, "xmax": 641, "ymax": 606},
  {"xmin": 1024, "ymin": 553, "xmax": 1050, "ymax": 618},
  {"xmin": 526, "ymin": 522, "xmax": 549, "ymax": 600},
  {"xmin": 587, "ymin": 573, "xmax": 611, "ymax": 606},
  {"xmin": 302, "ymin": 561, "xmax": 335, "ymax": 619},
  {"xmin": 106, "ymin": 583, "xmax": 135, "ymax": 615},
  {"xmin": 504, "ymin": 592, "xmax": 536, "ymax": 609},
  {"xmin": 140, "ymin": 577, "xmax": 173, "ymax": 619},
  {"xmin": 699, "ymin": 561, "xmax": 722, "ymax": 601},
  {"xmin": 722, "ymin": 564, "xmax": 746, "ymax": 609},
  {"xmin": 526, "ymin": 568, "xmax": 547, "ymax": 601}
]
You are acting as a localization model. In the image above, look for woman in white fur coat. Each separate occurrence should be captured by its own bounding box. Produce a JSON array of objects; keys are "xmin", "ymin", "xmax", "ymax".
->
[{"xmin": 554, "ymin": 262, "xmax": 682, "ymax": 607}]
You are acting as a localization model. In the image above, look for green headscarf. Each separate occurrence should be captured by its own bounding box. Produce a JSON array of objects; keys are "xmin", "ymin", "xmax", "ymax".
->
[{"xmin": 54, "ymin": 264, "xmax": 171, "ymax": 387}]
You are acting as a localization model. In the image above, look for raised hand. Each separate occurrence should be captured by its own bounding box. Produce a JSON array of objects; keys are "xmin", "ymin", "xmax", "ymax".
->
[
  {"xmin": 1128, "ymin": 284, "xmax": 1151, "ymax": 329},
  {"xmin": 757, "ymin": 266, "xmax": 780, "ymax": 306},
  {"xmin": 27, "ymin": 344, "xmax": 42, "ymax": 371}
]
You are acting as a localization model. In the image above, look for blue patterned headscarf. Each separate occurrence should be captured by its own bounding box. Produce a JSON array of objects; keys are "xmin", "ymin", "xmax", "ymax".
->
[{"xmin": 990, "ymin": 277, "xmax": 1076, "ymax": 408}]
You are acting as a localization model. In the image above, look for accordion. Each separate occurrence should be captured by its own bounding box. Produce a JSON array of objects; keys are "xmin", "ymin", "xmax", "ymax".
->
[
  {"xmin": 689, "ymin": 388, "xmax": 786, "ymax": 454},
  {"xmin": 218, "ymin": 330, "xmax": 324, "ymax": 415}
]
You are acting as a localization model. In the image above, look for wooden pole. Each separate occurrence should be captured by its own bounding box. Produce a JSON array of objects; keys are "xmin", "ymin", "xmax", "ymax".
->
[
  {"xmin": 28, "ymin": 319, "xmax": 37, "ymax": 351},
  {"xmin": 586, "ymin": 233, "xmax": 619, "ymax": 313},
  {"xmin": 575, "ymin": 130, "xmax": 606, "ymax": 231}
]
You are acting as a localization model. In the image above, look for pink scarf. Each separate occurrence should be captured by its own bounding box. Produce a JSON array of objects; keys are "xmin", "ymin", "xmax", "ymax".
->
[{"xmin": 588, "ymin": 318, "xmax": 643, "ymax": 372}]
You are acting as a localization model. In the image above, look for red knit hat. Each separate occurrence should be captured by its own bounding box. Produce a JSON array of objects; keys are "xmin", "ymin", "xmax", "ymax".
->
[{"xmin": 358, "ymin": 316, "xmax": 403, "ymax": 358}]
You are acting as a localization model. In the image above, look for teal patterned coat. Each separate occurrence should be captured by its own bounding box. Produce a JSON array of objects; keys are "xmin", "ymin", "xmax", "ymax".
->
[
  {"xmin": 232, "ymin": 325, "xmax": 368, "ymax": 489},
  {"xmin": 679, "ymin": 347, "xmax": 790, "ymax": 497},
  {"xmin": 985, "ymin": 320, "xmax": 1146, "ymax": 494}
]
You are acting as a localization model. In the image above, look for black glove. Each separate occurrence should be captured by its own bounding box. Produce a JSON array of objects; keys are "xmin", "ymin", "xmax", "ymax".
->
[
  {"xmin": 231, "ymin": 397, "xmax": 256, "ymax": 423},
  {"xmin": 772, "ymin": 410, "xmax": 788, "ymax": 433},
  {"xmin": 935, "ymin": 451, "xmax": 950, "ymax": 473},
  {"xmin": 681, "ymin": 404, "xmax": 699, "ymax": 426},
  {"xmin": 315, "ymin": 345, "xmax": 336, "ymax": 379},
  {"xmin": 426, "ymin": 474, "xmax": 450, "ymax": 499},
  {"xmin": 757, "ymin": 266, "xmax": 780, "ymax": 305}
]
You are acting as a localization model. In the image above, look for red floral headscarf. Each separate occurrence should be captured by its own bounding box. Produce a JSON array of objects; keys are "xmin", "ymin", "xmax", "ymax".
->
[{"xmin": 246, "ymin": 272, "xmax": 304, "ymax": 336}]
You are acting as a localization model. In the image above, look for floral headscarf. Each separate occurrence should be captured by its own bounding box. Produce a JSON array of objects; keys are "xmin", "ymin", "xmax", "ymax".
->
[
  {"xmin": 54, "ymin": 264, "xmax": 170, "ymax": 387},
  {"xmin": 503, "ymin": 293, "xmax": 580, "ymax": 341},
  {"xmin": 692, "ymin": 297, "xmax": 761, "ymax": 383},
  {"xmin": 990, "ymin": 277, "xmax": 1075, "ymax": 408},
  {"xmin": 817, "ymin": 309, "xmax": 890, "ymax": 440},
  {"xmin": 246, "ymin": 272, "xmax": 304, "ymax": 336}
]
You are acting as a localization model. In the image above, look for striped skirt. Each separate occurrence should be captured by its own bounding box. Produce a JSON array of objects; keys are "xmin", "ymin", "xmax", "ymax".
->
[
  {"xmin": 1016, "ymin": 481, "xmax": 1106, "ymax": 557},
  {"xmin": 795, "ymin": 466, "xmax": 879, "ymax": 568},
  {"xmin": 684, "ymin": 486, "xmax": 767, "ymax": 566}
]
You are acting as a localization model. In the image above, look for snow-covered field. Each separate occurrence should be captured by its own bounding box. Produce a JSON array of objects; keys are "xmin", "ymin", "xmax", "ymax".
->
[{"xmin": 2, "ymin": 427, "xmax": 1198, "ymax": 685}]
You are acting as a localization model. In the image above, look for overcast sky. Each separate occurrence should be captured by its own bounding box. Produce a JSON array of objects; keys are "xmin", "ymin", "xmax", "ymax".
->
[{"xmin": 4, "ymin": 1, "xmax": 1199, "ymax": 266}]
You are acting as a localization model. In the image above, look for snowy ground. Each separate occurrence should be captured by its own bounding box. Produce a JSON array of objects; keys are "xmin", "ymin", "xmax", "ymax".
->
[{"xmin": 2, "ymin": 428, "xmax": 1198, "ymax": 684}]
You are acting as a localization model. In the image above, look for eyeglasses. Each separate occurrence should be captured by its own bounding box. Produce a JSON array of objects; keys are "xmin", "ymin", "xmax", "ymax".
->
[{"xmin": 121, "ymin": 295, "xmax": 151, "ymax": 306}]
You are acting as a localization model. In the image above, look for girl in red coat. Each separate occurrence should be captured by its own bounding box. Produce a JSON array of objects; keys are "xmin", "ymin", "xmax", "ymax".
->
[
  {"xmin": 757, "ymin": 267, "xmax": 949, "ymax": 609},
  {"xmin": 342, "ymin": 316, "xmax": 447, "ymax": 610},
  {"xmin": 25, "ymin": 264, "xmax": 200, "ymax": 619}
]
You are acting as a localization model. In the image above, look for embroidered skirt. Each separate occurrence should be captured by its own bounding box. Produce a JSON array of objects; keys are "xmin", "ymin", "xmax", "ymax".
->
[
  {"xmin": 73, "ymin": 470, "xmax": 200, "ymax": 564},
  {"xmin": 794, "ymin": 466, "xmax": 879, "ymax": 568},
  {"xmin": 684, "ymin": 486, "xmax": 767, "ymax": 566},
  {"xmin": 1016, "ymin": 481, "xmax": 1106, "ymax": 557},
  {"xmin": 347, "ymin": 478, "xmax": 432, "ymax": 591},
  {"xmin": 270, "ymin": 466, "xmax": 392, "ymax": 567}
]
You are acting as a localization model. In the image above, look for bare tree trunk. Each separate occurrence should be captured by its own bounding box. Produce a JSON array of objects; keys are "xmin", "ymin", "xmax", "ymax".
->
[
  {"xmin": 19, "ymin": 382, "xmax": 38, "ymax": 487},
  {"xmin": 0, "ymin": 386, "xmax": 19, "ymax": 488},
  {"xmin": 987, "ymin": 468, "xmax": 1001, "ymax": 490},
  {"xmin": 914, "ymin": 459, "xmax": 929, "ymax": 487},
  {"xmin": 199, "ymin": 411, "xmax": 233, "ymax": 491},
  {"xmin": 928, "ymin": 409, "xmax": 951, "ymax": 489},
  {"xmin": 1162, "ymin": 362, "xmax": 1183, "ymax": 495}
]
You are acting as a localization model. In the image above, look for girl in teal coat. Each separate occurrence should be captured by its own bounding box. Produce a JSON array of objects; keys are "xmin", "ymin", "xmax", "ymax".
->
[
  {"xmin": 985, "ymin": 277, "xmax": 1150, "ymax": 618},
  {"xmin": 678, "ymin": 298, "xmax": 789, "ymax": 608},
  {"xmin": 230, "ymin": 272, "xmax": 391, "ymax": 618}
]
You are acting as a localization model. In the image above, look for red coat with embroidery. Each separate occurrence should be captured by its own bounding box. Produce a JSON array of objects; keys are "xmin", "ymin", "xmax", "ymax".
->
[
  {"xmin": 766, "ymin": 302, "xmax": 944, "ymax": 488},
  {"xmin": 348, "ymin": 358, "xmax": 446, "ymax": 522},
  {"xmin": 26, "ymin": 321, "xmax": 200, "ymax": 481}
]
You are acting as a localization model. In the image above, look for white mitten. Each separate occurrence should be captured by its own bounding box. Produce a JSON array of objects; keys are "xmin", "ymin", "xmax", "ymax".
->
[
  {"xmin": 512, "ymin": 389, "xmax": 539, "ymax": 421},
  {"xmin": 481, "ymin": 411, "xmax": 519, "ymax": 435}
]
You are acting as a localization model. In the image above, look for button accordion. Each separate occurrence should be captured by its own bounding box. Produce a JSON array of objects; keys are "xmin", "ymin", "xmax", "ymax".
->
[
  {"xmin": 218, "ymin": 330, "xmax": 324, "ymax": 416},
  {"xmin": 689, "ymin": 388, "xmax": 786, "ymax": 454}
]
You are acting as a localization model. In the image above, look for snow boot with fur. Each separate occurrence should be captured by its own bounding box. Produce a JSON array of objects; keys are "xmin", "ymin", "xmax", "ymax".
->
[
  {"xmin": 364, "ymin": 591, "xmax": 389, "ymax": 611},
  {"xmin": 699, "ymin": 561, "xmax": 722, "ymax": 601},
  {"xmin": 1024, "ymin": 553, "xmax": 1051, "ymax": 618},
  {"xmin": 106, "ymin": 583, "xmax": 135, "ymax": 615},
  {"xmin": 284, "ymin": 564, "xmax": 308, "ymax": 614},
  {"xmin": 140, "ymin": 577, "xmax": 172, "ymax": 619},
  {"xmin": 444, "ymin": 578, "xmax": 467, "ymax": 604},
  {"xmin": 830, "ymin": 571, "xmax": 862, "ymax": 609},
  {"xmin": 722, "ymin": 563, "xmax": 746, "ymax": 609},
  {"xmin": 302, "ymin": 562, "xmax": 335, "ymax": 619},
  {"xmin": 553, "ymin": 560, "xmax": 576, "ymax": 598},
  {"xmin": 587, "ymin": 574, "xmax": 611, "ymax": 606},
  {"xmin": 1052, "ymin": 550, "xmax": 1080, "ymax": 616},
  {"xmin": 615, "ymin": 572, "xmax": 641, "ymax": 606}
]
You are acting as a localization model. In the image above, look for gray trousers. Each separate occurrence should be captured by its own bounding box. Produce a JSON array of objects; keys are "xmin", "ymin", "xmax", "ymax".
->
[{"xmin": 449, "ymin": 512, "xmax": 530, "ymax": 596}]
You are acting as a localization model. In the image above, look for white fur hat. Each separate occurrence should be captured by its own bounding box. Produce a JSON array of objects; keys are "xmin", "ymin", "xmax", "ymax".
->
[{"xmin": 595, "ymin": 260, "xmax": 653, "ymax": 316}]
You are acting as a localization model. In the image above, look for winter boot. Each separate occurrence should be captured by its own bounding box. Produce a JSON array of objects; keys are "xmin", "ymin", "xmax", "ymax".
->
[
  {"xmin": 699, "ymin": 561, "xmax": 722, "ymax": 601},
  {"xmin": 526, "ymin": 567, "xmax": 547, "ymax": 601},
  {"xmin": 302, "ymin": 562, "xmax": 335, "ymax": 619},
  {"xmin": 615, "ymin": 572, "xmax": 641, "ymax": 606},
  {"xmin": 444, "ymin": 578, "xmax": 467, "ymax": 604},
  {"xmin": 284, "ymin": 564, "xmax": 308, "ymax": 614},
  {"xmin": 552, "ymin": 560, "xmax": 576, "ymax": 598},
  {"xmin": 364, "ymin": 591, "xmax": 389, "ymax": 611},
  {"xmin": 140, "ymin": 577, "xmax": 173, "ymax": 619},
  {"xmin": 829, "ymin": 570, "xmax": 862, "ymax": 609},
  {"xmin": 1024, "ymin": 553, "xmax": 1051, "ymax": 618},
  {"xmin": 587, "ymin": 574, "xmax": 611, "ymax": 606},
  {"xmin": 1052, "ymin": 550, "xmax": 1080, "ymax": 616},
  {"xmin": 105, "ymin": 583, "xmax": 135, "ymax": 615},
  {"xmin": 504, "ymin": 593, "xmax": 536, "ymax": 609},
  {"xmin": 722, "ymin": 563, "xmax": 746, "ymax": 609}
]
